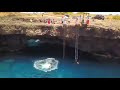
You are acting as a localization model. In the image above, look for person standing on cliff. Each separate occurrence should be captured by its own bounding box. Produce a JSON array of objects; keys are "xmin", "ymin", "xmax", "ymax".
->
[
  {"xmin": 63, "ymin": 15, "xmax": 68, "ymax": 25},
  {"xmin": 79, "ymin": 15, "xmax": 82, "ymax": 22},
  {"xmin": 75, "ymin": 17, "xmax": 81, "ymax": 26},
  {"xmin": 61, "ymin": 16, "xmax": 64, "ymax": 24},
  {"xmin": 86, "ymin": 15, "xmax": 90, "ymax": 26},
  {"xmin": 48, "ymin": 18, "xmax": 51, "ymax": 25},
  {"xmin": 82, "ymin": 14, "xmax": 85, "ymax": 24},
  {"xmin": 42, "ymin": 13, "xmax": 44, "ymax": 18}
]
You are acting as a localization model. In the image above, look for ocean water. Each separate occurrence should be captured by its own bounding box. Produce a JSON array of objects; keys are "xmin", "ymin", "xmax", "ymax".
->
[{"xmin": 0, "ymin": 39, "xmax": 120, "ymax": 78}]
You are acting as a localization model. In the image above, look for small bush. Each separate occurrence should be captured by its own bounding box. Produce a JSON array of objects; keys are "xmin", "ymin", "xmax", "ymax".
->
[
  {"xmin": 53, "ymin": 12, "xmax": 74, "ymax": 15},
  {"xmin": 112, "ymin": 15, "xmax": 120, "ymax": 20},
  {"xmin": 53, "ymin": 12, "xmax": 66, "ymax": 15}
]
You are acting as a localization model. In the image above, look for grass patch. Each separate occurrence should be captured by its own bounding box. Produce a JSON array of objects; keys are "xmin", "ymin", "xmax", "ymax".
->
[{"xmin": 112, "ymin": 15, "xmax": 120, "ymax": 20}]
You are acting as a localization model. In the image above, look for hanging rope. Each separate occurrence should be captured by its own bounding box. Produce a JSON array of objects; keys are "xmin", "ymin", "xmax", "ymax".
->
[
  {"xmin": 75, "ymin": 25, "xmax": 79, "ymax": 64},
  {"xmin": 75, "ymin": 17, "xmax": 79, "ymax": 64},
  {"xmin": 63, "ymin": 24, "xmax": 66, "ymax": 59},
  {"xmin": 62, "ymin": 15, "xmax": 69, "ymax": 59}
]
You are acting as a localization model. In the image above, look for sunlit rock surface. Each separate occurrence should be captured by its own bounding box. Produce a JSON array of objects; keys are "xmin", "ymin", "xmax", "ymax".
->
[{"xmin": 34, "ymin": 58, "xmax": 59, "ymax": 72}]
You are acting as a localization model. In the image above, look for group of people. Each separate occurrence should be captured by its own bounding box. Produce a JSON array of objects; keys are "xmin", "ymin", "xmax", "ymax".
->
[
  {"xmin": 47, "ymin": 19, "xmax": 55, "ymax": 24},
  {"xmin": 61, "ymin": 15, "xmax": 90, "ymax": 26},
  {"xmin": 46, "ymin": 15, "xmax": 90, "ymax": 26}
]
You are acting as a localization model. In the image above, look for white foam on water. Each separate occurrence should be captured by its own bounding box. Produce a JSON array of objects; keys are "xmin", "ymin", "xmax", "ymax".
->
[{"xmin": 33, "ymin": 58, "xmax": 59, "ymax": 72}]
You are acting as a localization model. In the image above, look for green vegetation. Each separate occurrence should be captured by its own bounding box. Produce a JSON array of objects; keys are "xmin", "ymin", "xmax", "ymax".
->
[
  {"xmin": 53, "ymin": 12, "xmax": 73, "ymax": 15},
  {"xmin": 106, "ymin": 14, "xmax": 120, "ymax": 20},
  {"xmin": 112, "ymin": 15, "xmax": 120, "ymax": 20},
  {"xmin": 53, "ymin": 12, "xmax": 89, "ymax": 16},
  {"xmin": 77, "ymin": 12, "xmax": 89, "ymax": 15}
]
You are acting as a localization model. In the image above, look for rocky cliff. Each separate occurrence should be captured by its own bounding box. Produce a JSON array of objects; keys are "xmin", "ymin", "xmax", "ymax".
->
[{"xmin": 0, "ymin": 24, "xmax": 120, "ymax": 59}]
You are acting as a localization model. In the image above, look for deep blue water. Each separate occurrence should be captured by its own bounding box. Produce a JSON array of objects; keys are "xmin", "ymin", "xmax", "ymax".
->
[{"xmin": 0, "ymin": 39, "xmax": 120, "ymax": 78}]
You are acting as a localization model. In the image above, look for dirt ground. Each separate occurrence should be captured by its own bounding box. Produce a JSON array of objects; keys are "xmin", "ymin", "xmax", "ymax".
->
[
  {"xmin": 0, "ymin": 13, "xmax": 120, "ymax": 31},
  {"xmin": 90, "ymin": 19, "xmax": 120, "ymax": 31}
]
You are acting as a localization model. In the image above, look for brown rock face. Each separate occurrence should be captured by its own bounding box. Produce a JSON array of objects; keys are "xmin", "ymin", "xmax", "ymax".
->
[{"xmin": 0, "ymin": 24, "xmax": 120, "ymax": 58}]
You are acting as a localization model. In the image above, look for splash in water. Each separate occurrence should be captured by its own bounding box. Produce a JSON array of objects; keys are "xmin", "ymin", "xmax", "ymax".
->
[{"xmin": 33, "ymin": 58, "xmax": 59, "ymax": 72}]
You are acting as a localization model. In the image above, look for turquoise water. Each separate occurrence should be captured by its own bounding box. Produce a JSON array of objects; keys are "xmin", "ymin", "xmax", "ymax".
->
[
  {"xmin": 0, "ymin": 39, "xmax": 120, "ymax": 78},
  {"xmin": 0, "ymin": 55, "xmax": 120, "ymax": 78}
]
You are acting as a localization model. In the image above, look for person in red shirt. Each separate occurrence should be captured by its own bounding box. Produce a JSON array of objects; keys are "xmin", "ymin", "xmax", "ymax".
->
[
  {"xmin": 86, "ymin": 16, "xmax": 90, "ymax": 25},
  {"xmin": 48, "ymin": 19, "xmax": 51, "ymax": 25}
]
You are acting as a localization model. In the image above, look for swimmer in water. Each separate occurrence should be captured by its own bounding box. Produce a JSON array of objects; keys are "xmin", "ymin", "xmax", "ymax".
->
[
  {"xmin": 77, "ymin": 61, "xmax": 79, "ymax": 64},
  {"xmin": 75, "ymin": 59, "xmax": 80, "ymax": 64}
]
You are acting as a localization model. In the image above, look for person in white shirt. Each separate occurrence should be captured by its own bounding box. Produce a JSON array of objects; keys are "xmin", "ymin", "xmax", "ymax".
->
[{"xmin": 62, "ymin": 15, "xmax": 68, "ymax": 25}]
